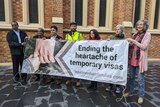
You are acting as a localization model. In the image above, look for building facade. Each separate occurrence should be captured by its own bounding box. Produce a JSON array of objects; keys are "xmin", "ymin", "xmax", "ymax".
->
[{"xmin": 0, "ymin": 0, "xmax": 160, "ymax": 64}]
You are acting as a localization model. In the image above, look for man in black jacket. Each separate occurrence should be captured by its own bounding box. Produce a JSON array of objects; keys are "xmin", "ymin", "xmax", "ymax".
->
[{"xmin": 6, "ymin": 21, "xmax": 27, "ymax": 85}]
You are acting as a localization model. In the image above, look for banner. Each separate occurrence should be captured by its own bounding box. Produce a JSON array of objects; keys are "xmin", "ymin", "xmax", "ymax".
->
[{"xmin": 22, "ymin": 39, "xmax": 128, "ymax": 86}]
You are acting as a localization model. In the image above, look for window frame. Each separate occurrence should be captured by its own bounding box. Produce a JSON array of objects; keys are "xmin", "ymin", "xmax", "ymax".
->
[
  {"xmin": 94, "ymin": 0, "xmax": 113, "ymax": 30},
  {"xmin": 132, "ymin": 0, "xmax": 146, "ymax": 28},
  {"xmin": 0, "ymin": 0, "xmax": 12, "ymax": 26},
  {"xmin": 22, "ymin": 0, "xmax": 44, "ymax": 28},
  {"xmin": 71, "ymin": 0, "xmax": 88, "ymax": 28},
  {"xmin": 149, "ymin": 0, "xmax": 160, "ymax": 30}
]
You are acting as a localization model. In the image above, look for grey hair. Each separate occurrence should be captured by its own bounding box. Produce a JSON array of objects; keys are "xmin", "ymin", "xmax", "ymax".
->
[
  {"xmin": 116, "ymin": 24, "xmax": 124, "ymax": 31},
  {"xmin": 135, "ymin": 20, "xmax": 149, "ymax": 32}
]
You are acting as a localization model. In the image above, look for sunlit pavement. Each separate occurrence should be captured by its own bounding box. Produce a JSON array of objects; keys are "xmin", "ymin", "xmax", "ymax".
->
[{"xmin": 0, "ymin": 62, "xmax": 160, "ymax": 107}]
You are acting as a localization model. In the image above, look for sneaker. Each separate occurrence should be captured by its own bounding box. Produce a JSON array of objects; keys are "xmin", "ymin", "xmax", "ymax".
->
[
  {"xmin": 66, "ymin": 79, "xmax": 72, "ymax": 85},
  {"xmin": 138, "ymin": 97, "xmax": 144, "ymax": 104},
  {"xmin": 123, "ymin": 92, "xmax": 129, "ymax": 97},
  {"xmin": 55, "ymin": 80, "xmax": 61, "ymax": 85},
  {"xmin": 105, "ymin": 86, "xmax": 112, "ymax": 91},
  {"xmin": 115, "ymin": 87, "xmax": 121, "ymax": 94},
  {"xmin": 87, "ymin": 84, "xmax": 93, "ymax": 89}
]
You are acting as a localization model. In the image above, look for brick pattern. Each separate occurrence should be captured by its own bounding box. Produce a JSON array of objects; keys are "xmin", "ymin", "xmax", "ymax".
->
[
  {"xmin": 44, "ymin": 0, "xmax": 52, "ymax": 28},
  {"xmin": 145, "ymin": 0, "xmax": 151, "ymax": 20},
  {"xmin": 149, "ymin": 34, "xmax": 160, "ymax": 58},
  {"xmin": 63, "ymin": 0, "xmax": 71, "ymax": 29},
  {"xmin": 124, "ymin": 0, "xmax": 134, "ymax": 21},
  {"xmin": 87, "ymin": 0, "xmax": 95, "ymax": 26},
  {"xmin": 12, "ymin": 0, "xmax": 23, "ymax": 22},
  {"xmin": 0, "ymin": 0, "xmax": 160, "ymax": 63},
  {"xmin": 0, "ymin": 30, "xmax": 11, "ymax": 62},
  {"xmin": 113, "ymin": 0, "xmax": 134, "ymax": 29}
]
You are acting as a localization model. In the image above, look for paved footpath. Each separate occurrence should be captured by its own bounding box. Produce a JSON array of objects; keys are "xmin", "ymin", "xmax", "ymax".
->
[{"xmin": 0, "ymin": 62, "xmax": 160, "ymax": 107}]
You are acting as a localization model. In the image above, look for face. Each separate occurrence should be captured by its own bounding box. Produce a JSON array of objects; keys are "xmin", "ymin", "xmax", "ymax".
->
[
  {"xmin": 37, "ymin": 28, "xmax": 44, "ymax": 36},
  {"xmin": 136, "ymin": 21, "xmax": 144, "ymax": 32},
  {"xmin": 11, "ymin": 22, "xmax": 19, "ymax": 30},
  {"xmin": 50, "ymin": 28, "xmax": 57, "ymax": 36},
  {"xmin": 115, "ymin": 28, "xmax": 122, "ymax": 35},
  {"xmin": 70, "ymin": 24, "xmax": 77, "ymax": 32},
  {"xmin": 90, "ymin": 31, "xmax": 95, "ymax": 38}
]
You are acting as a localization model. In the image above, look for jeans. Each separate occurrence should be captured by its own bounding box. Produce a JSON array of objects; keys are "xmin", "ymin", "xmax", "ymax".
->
[{"xmin": 128, "ymin": 65, "xmax": 145, "ymax": 98}]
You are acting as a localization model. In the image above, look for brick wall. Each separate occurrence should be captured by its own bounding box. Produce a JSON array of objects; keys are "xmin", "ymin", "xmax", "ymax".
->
[
  {"xmin": 149, "ymin": 34, "xmax": 160, "ymax": 58},
  {"xmin": 0, "ymin": 0, "xmax": 160, "ymax": 63},
  {"xmin": 12, "ymin": 0, "xmax": 23, "ymax": 22},
  {"xmin": 88, "ymin": 0, "xmax": 95, "ymax": 26},
  {"xmin": 63, "ymin": 0, "xmax": 71, "ymax": 29}
]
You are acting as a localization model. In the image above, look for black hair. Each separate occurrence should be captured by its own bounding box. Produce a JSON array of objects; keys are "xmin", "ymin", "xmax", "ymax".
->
[
  {"xmin": 50, "ymin": 25, "xmax": 58, "ymax": 31},
  {"xmin": 70, "ymin": 22, "xmax": 77, "ymax": 26},
  {"xmin": 89, "ymin": 29, "xmax": 100, "ymax": 40}
]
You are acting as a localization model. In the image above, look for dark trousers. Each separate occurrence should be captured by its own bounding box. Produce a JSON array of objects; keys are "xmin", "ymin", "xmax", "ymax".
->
[
  {"xmin": 91, "ymin": 81, "xmax": 97, "ymax": 87},
  {"xmin": 11, "ymin": 55, "xmax": 27, "ymax": 80},
  {"xmin": 109, "ymin": 84, "xmax": 120, "ymax": 88}
]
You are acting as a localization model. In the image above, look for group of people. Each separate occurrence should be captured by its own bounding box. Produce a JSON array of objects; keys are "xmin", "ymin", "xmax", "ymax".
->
[{"xmin": 6, "ymin": 19, "xmax": 151, "ymax": 104}]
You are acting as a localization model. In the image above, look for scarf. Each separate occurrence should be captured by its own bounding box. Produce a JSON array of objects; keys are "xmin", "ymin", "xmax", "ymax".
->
[{"xmin": 129, "ymin": 32, "xmax": 145, "ymax": 59}]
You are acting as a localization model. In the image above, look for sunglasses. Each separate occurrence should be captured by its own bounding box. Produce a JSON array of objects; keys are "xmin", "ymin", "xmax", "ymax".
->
[{"xmin": 12, "ymin": 24, "xmax": 18, "ymax": 26}]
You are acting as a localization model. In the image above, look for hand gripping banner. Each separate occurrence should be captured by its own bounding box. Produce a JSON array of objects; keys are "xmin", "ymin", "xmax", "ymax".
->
[{"xmin": 22, "ymin": 39, "xmax": 129, "ymax": 86}]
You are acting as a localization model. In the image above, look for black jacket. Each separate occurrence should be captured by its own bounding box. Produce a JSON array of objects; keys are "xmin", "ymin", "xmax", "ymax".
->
[
  {"xmin": 47, "ymin": 35, "xmax": 63, "ymax": 40},
  {"xmin": 6, "ymin": 30, "xmax": 27, "ymax": 55}
]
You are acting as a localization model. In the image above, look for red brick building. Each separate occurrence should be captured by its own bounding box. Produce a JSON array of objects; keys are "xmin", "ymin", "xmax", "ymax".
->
[{"xmin": 0, "ymin": 0, "xmax": 160, "ymax": 64}]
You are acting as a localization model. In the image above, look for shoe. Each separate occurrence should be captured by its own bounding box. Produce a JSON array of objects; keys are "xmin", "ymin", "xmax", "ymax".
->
[
  {"xmin": 115, "ymin": 87, "xmax": 121, "ymax": 94},
  {"xmin": 87, "ymin": 84, "xmax": 93, "ymax": 89},
  {"xmin": 138, "ymin": 98, "xmax": 144, "ymax": 104},
  {"xmin": 13, "ymin": 78, "xmax": 19, "ymax": 83},
  {"xmin": 45, "ymin": 78, "xmax": 54, "ymax": 84},
  {"xmin": 93, "ymin": 84, "xmax": 97, "ymax": 90},
  {"xmin": 105, "ymin": 85, "xmax": 112, "ymax": 91},
  {"xmin": 123, "ymin": 92, "xmax": 129, "ymax": 97},
  {"xmin": 66, "ymin": 79, "xmax": 72, "ymax": 85},
  {"xmin": 56, "ymin": 80, "xmax": 61, "ymax": 85},
  {"xmin": 76, "ymin": 80, "xmax": 81, "ymax": 87}
]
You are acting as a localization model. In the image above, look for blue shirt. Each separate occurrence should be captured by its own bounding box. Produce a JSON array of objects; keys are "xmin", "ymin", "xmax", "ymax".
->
[{"xmin": 13, "ymin": 30, "xmax": 21, "ymax": 43}]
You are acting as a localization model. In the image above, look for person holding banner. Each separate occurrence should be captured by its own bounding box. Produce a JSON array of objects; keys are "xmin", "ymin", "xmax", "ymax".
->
[
  {"xmin": 45, "ymin": 25, "xmax": 63, "ymax": 85},
  {"xmin": 105, "ymin": 24, "xmax": 125, "ymax": 94},
  {"xmin": 87, "ymin": 29, "xmax": 100, "ymax": 90},
  {"xmin": 6, "ymin": 21, "xmax": 28, "ymax": 85},
  {"xmin": 124, "ymin": 20, "xmax": 151, "ymax": 104},
  {"xmin": 65, "ymin": 22, "xmax": 83, "ymax": 87},
  {"xmin": 33, "ymin": 28, "xmax": 46, "ymax": 81}
]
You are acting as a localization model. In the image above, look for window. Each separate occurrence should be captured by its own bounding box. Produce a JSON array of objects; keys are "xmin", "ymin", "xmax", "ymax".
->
[
  {"xmin": 94, "ymin": 0, "xmax": 113, "ymax": 30},
  {"xmin": 149, "ymin": 0, "xmax": 160, "ymax": 30},
  {"xmin": 22, "ymin": 0, "xmax": 44, "ymax": 27},
  {"xmin": 99, "ymin": 0, "xmax": 106, "ymax": 27},
  {"xmin": 133, "ymin": 0, "xmax": 146, "ymax": 27},
  {"xmin": 75, "ymin": 0, "xmax": 83, "ymax": 26},
  {"xmin": 0, "ymin": 0, "xmax": 12, "ymax": 25},
  {"xmin": 0, "ymin": 0, "xmax": 5, "ymax": 21},
  {"xmin": 153, "ymin": 0, "xmax": 160, "ymax": 29},
  {"xmin": 133, "ymin": 0, "xmax": 141, "ymax": 27},
  {"xmin": 71, "ymin": 0, "xmax": 88, "ymax": 27},
  {"xmin": 29, "ymin": 0, "xmax": 38, "ymax": 23}
]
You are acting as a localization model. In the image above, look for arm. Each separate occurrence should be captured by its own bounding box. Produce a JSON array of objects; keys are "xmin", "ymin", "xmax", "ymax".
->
[
  {"xmin": 127, "ymin": 32, "xmax": 151, "ymax": 50},
  {"xmin": 6, "ymin": 32, "xmax": 23, "ymax": 48}
]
